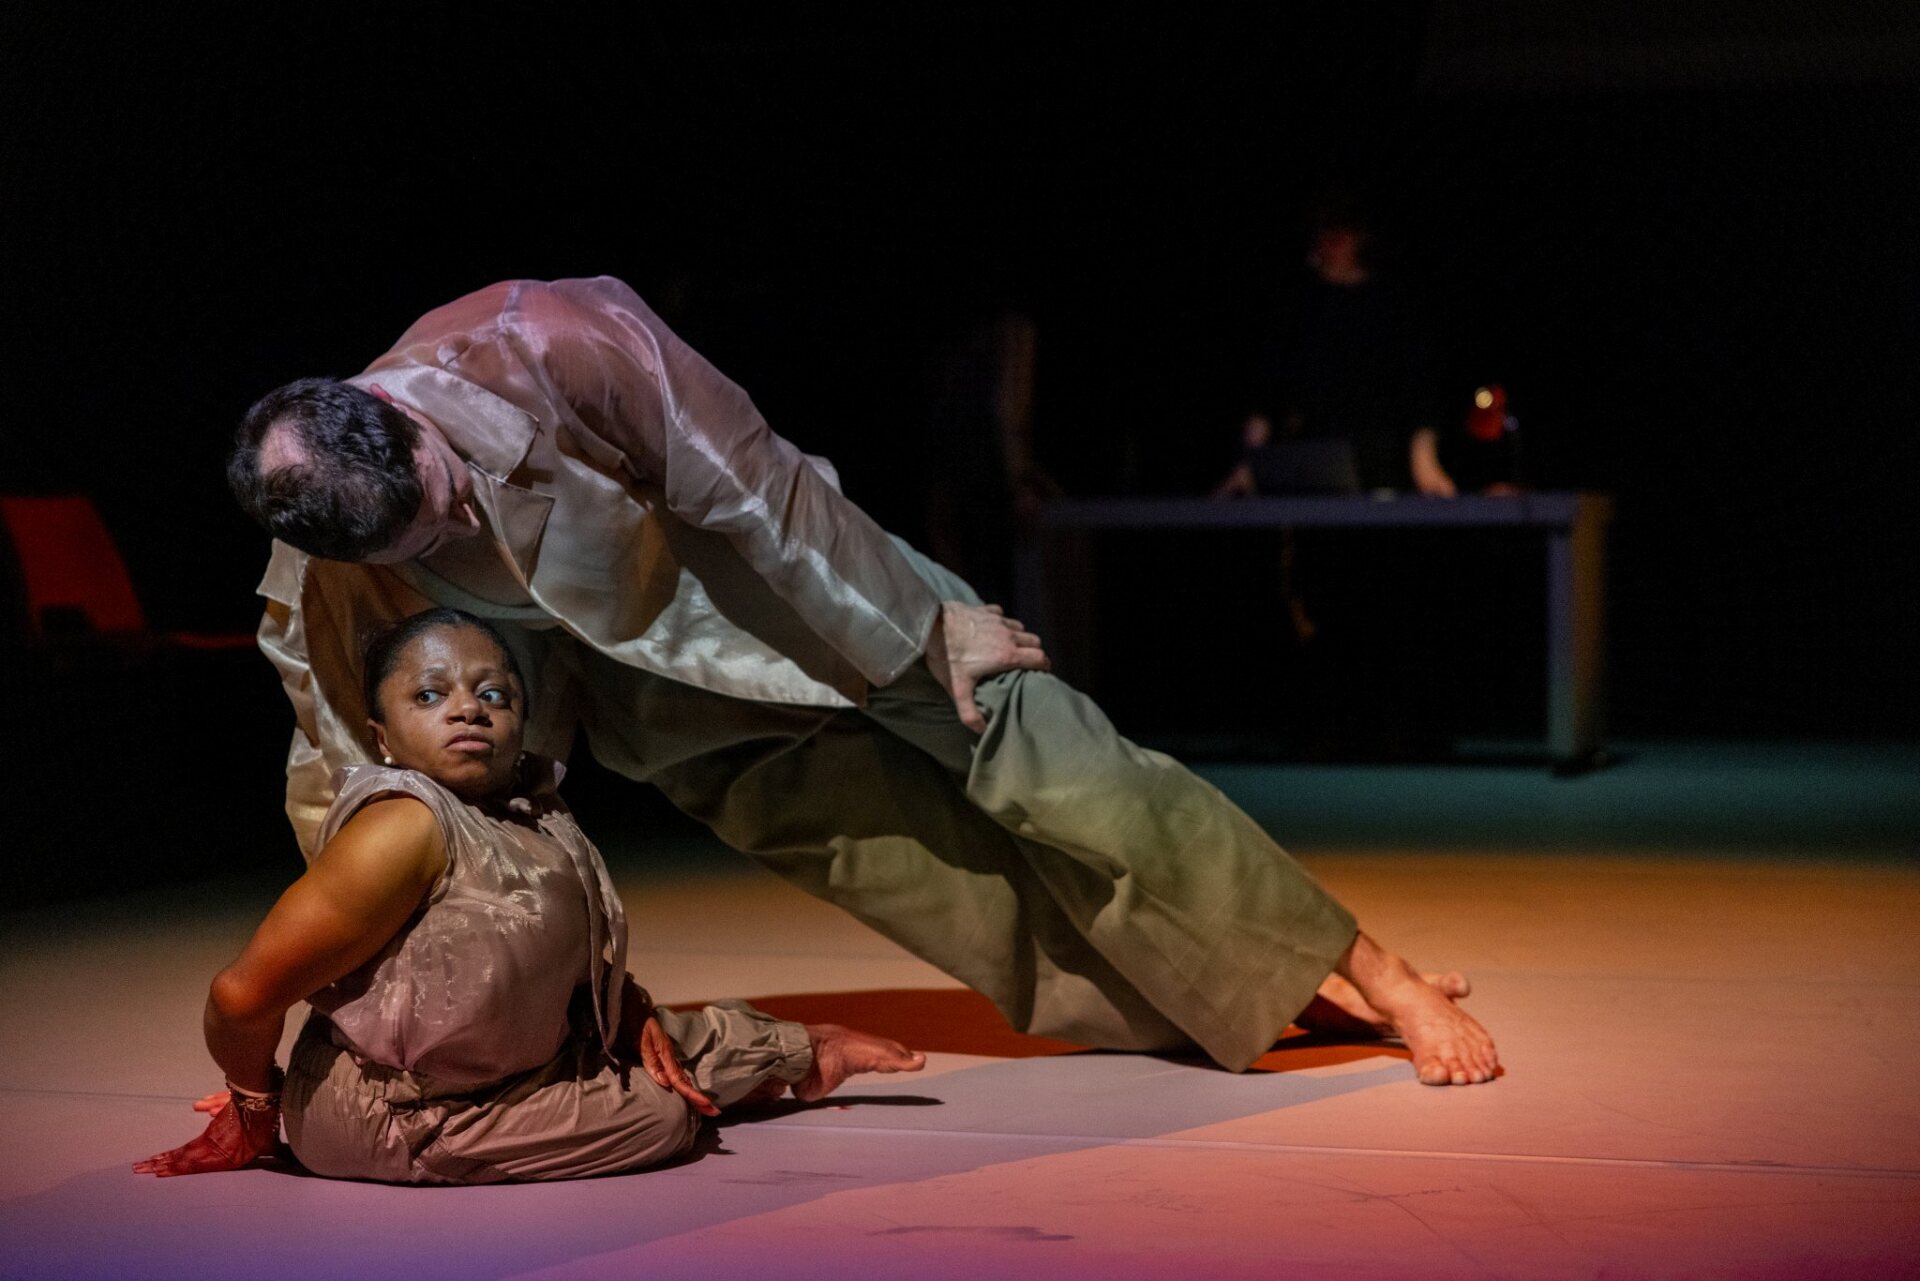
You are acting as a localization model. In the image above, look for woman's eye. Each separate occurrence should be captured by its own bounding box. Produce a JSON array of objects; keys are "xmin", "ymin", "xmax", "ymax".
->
[
  {"xmin": 480, "ymin": 688, "xmax": 509, "ymax": 705},
  {"xmin": 415, "ymin": 689, "xmax": 443, "ymax": 705}
]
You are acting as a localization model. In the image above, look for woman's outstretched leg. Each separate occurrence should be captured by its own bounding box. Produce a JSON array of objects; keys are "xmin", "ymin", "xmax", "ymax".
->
[
  {"xmin": 657, "ymin": 1000, "xmax": 924, "ymax": 1108},
  {"xmin": 791, "ymin": 1024, "xmax": 925, "ymax": 1102}
]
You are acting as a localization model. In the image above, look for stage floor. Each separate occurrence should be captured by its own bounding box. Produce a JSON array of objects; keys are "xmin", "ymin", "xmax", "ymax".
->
[{"xmin": 3, "ymin": 751, "xmax": 1918, "ymax": 1279}]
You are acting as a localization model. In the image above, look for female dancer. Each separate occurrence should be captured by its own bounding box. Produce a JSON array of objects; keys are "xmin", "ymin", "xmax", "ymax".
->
[{"xmin": 137, "ymin": 607, "xmax": 922, "ymax": 1183}]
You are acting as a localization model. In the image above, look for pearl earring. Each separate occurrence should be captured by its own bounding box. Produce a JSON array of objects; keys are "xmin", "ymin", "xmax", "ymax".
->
[{"xmin": 383, "ymin": 755, "xmax": 396, "ymax": 766}]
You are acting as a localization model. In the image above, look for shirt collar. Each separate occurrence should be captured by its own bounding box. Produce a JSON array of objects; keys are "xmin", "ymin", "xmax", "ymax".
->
[{"xmin": 347, "ymin": 363, "xmax": 536, "ymax": 481}]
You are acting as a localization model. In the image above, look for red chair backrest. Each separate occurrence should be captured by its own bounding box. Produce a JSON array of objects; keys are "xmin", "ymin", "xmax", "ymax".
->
[{"xmin": 0, "ymin": 496, "xmax": 149, "ymax": 638}]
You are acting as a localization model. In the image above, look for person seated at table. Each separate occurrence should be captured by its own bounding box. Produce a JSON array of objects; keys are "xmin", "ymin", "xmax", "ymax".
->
[
  {"xmin": 1215, "ymin": 193, "xmax": 1458, "ymax": 501},
  {"xmin": 135, "ymin": 608, "xmax": 924, "ymax": 1184}
]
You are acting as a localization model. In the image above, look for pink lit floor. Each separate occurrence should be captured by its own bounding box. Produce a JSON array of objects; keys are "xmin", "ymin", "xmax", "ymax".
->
[{"xmin": 4, "ymin": 849, "xmax": 1917, "ymax": 1279}]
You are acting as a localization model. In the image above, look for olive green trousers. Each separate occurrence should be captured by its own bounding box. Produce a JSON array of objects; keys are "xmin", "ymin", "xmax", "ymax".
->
[{"xmin": 556, "ymin": 545, "xmax": 1358, "ymax": 1072}]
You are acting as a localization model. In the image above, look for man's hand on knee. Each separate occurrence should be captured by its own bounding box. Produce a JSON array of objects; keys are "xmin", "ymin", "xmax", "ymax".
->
[{"xmin": 924, "ymin": 601, "xmax": 1050, "ymax": 733}]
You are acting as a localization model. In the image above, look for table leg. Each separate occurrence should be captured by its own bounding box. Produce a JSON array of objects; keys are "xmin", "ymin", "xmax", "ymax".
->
[{"xmin": 1546, "ymin": 508, "xmax": 1610, "ymax": 772}]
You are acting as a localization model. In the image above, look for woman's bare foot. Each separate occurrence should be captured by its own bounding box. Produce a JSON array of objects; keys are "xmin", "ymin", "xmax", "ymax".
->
[
  {"xmin": 793, "ymin": 1024, "xmax": 927, "ymax": 1102},
  {"xmin": 1338, "ymin": 933, "xmax": 1500, "ymax": 1085},
  {"xmin": 1298, "ymin": 970, "xmax": 1472, "ymax": 1037}
]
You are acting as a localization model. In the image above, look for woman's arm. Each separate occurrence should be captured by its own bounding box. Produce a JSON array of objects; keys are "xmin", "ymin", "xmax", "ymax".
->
[
  {"xmin": 206, "ymin": 796, "xmax": 446, "ymax": 1086},
  {"xmin": 135, "ymin": 797, "xmax": 445, "ymax": 1176}
]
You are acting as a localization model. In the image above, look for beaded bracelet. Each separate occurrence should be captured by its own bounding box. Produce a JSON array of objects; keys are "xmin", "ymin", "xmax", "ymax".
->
[{"xmin": 225, "ymin": 1066, "xmax": 285, "ymax": 1113}]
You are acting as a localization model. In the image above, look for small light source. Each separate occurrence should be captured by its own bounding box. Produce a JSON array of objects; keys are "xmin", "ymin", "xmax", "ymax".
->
[{"xmin": 1474, "ymin": 388, "xmax": 1494, "ymax": 409}]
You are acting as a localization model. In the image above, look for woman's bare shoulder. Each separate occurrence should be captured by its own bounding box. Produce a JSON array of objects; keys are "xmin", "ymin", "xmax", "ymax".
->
[
  {"xmin": 315, "ymin": 794, "xmax": 447, "ymax": 891},
  {"xmin": 338, "ymin": 793, "xmax": 440, "ymax": 837}
]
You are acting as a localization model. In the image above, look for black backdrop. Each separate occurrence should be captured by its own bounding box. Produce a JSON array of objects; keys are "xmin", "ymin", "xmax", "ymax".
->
[{"xmin": 4, "ymin": 6, "xmax": 1917, "ymax": 745}]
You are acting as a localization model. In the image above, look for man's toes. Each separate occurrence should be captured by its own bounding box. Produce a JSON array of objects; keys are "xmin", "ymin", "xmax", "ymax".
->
[
  {"xmin": 1417, "ymin": 1052, "xmax": 1477, "ymax": 1086},
  {"xmin": 883, "ymin": 1047, "xmax": 925, "ymax": 1073}
]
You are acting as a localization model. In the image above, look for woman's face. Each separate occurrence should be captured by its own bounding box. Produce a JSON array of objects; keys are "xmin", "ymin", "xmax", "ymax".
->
[{"xmin": 369, "ymin": 625, "xmax": 525, "ymax": 801}]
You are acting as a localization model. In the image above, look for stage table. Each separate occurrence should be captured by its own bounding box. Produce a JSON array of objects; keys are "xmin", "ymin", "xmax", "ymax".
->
[{"xmin": 1013, "ymin": 492, "xmax": 1614, "ymax": 772}]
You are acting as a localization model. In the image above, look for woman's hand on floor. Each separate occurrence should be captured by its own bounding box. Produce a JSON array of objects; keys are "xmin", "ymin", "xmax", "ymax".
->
[
  {"xmin": 133, "ymin": 1094, "xmax": 280, "ymax": 1177},
  {"xmin": 638, "ymin": 1015, "xmax": 719, "ymax": 1117}
]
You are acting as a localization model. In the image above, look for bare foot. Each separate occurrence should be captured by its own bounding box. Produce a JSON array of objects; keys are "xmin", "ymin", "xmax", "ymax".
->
[
  {"xmin": 793, "ymin": 1024, "xmax": 926, "ymax": 1102},
  {"xmin": 1298, "ymin": 970, "xmax": 1472, "ymax": 1037},
  {"xmin": 1339, "ymin": 934, "xmax": 1500, "ymax": 1085}
]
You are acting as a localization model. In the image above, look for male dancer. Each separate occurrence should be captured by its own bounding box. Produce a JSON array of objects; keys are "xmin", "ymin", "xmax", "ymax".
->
[{"xmin": 229, "ymin": 276, "xmax": 1496, "ymax": 1084}]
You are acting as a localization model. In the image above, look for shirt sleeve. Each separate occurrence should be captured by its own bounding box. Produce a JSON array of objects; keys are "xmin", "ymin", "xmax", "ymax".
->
[
  {"xmin": 255, "ymin": 543, "xmax": 429, "ymax": 859},
  {"xmin": 255, "ymin": 544, "xmax": 345, "ymax": 860},
  {"xmin": 518, "ymin": 277, "xmax": 940, "ymax": 687}
]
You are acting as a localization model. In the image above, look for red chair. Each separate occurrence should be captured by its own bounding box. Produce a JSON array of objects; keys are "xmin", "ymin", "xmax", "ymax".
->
[{"xmin": 0, "ymin": 495, "xmax": 254, "ymax": 650}]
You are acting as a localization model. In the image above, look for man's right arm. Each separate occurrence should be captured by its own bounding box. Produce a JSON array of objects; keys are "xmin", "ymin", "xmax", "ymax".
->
[
  {"xmin": 525, "ymin": 277, "xmax": 941, "ymax": 688},
  {"xmin": 520, "ymin": 278, "xmax": 1048, "ymax": 728},
  {"xmin": 256, "ymin": 546, "xmax": 337, "ymax": 859}
]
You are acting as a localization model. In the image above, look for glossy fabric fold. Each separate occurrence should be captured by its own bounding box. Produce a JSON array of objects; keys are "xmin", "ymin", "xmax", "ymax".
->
[{"xmin": 306, "ymin": 762, "xmax": 623, "ymax": 1084}]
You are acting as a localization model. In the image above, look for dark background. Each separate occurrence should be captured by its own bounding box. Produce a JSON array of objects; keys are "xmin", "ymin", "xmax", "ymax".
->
[{"xmin": 3, "ymin": 5, "xmax": 1917, "ymax": 887}]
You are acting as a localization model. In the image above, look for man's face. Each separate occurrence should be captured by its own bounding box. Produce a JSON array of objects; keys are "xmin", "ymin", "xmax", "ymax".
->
[{"xmin": 361, "ymin": 432, "xmax": 479, "ymax": 564}]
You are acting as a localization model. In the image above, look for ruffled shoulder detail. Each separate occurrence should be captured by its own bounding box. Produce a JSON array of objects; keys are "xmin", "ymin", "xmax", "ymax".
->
[{"xmin": 318, "ymin": 765, "xmax": 468, "ymax": 898}]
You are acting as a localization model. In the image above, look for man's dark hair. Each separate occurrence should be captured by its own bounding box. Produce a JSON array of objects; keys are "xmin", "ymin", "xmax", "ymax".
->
[
  {"xmin": 228, "ymin": 377, "xmax": 423, "ymax": 561},
  {"xmin": 362, "ymin": 607, "xmax": 527, "ymax": 723}
]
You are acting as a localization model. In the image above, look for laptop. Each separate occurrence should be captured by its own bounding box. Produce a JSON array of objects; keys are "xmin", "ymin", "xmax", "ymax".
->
[{"xmin": 1246, "ymin": 439, "xmax": 1362, "ymax": 496}]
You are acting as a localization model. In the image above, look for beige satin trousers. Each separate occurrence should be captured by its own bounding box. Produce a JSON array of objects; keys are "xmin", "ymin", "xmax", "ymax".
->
[{"xmin": 284, "ymin": 1002, "xmax": 810, "ymax": 1184}]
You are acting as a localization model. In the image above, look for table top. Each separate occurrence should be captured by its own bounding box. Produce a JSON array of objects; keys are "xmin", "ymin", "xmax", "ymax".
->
[{"xmin": 1036, "ymin": 492, "xmax": 1612, "ymax": 531}]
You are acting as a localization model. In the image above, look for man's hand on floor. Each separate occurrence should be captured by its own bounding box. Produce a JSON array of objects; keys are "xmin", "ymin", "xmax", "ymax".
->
[{"xmin": 925, "ymin": 601, "xmax": 1050, "ymax": 733}]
